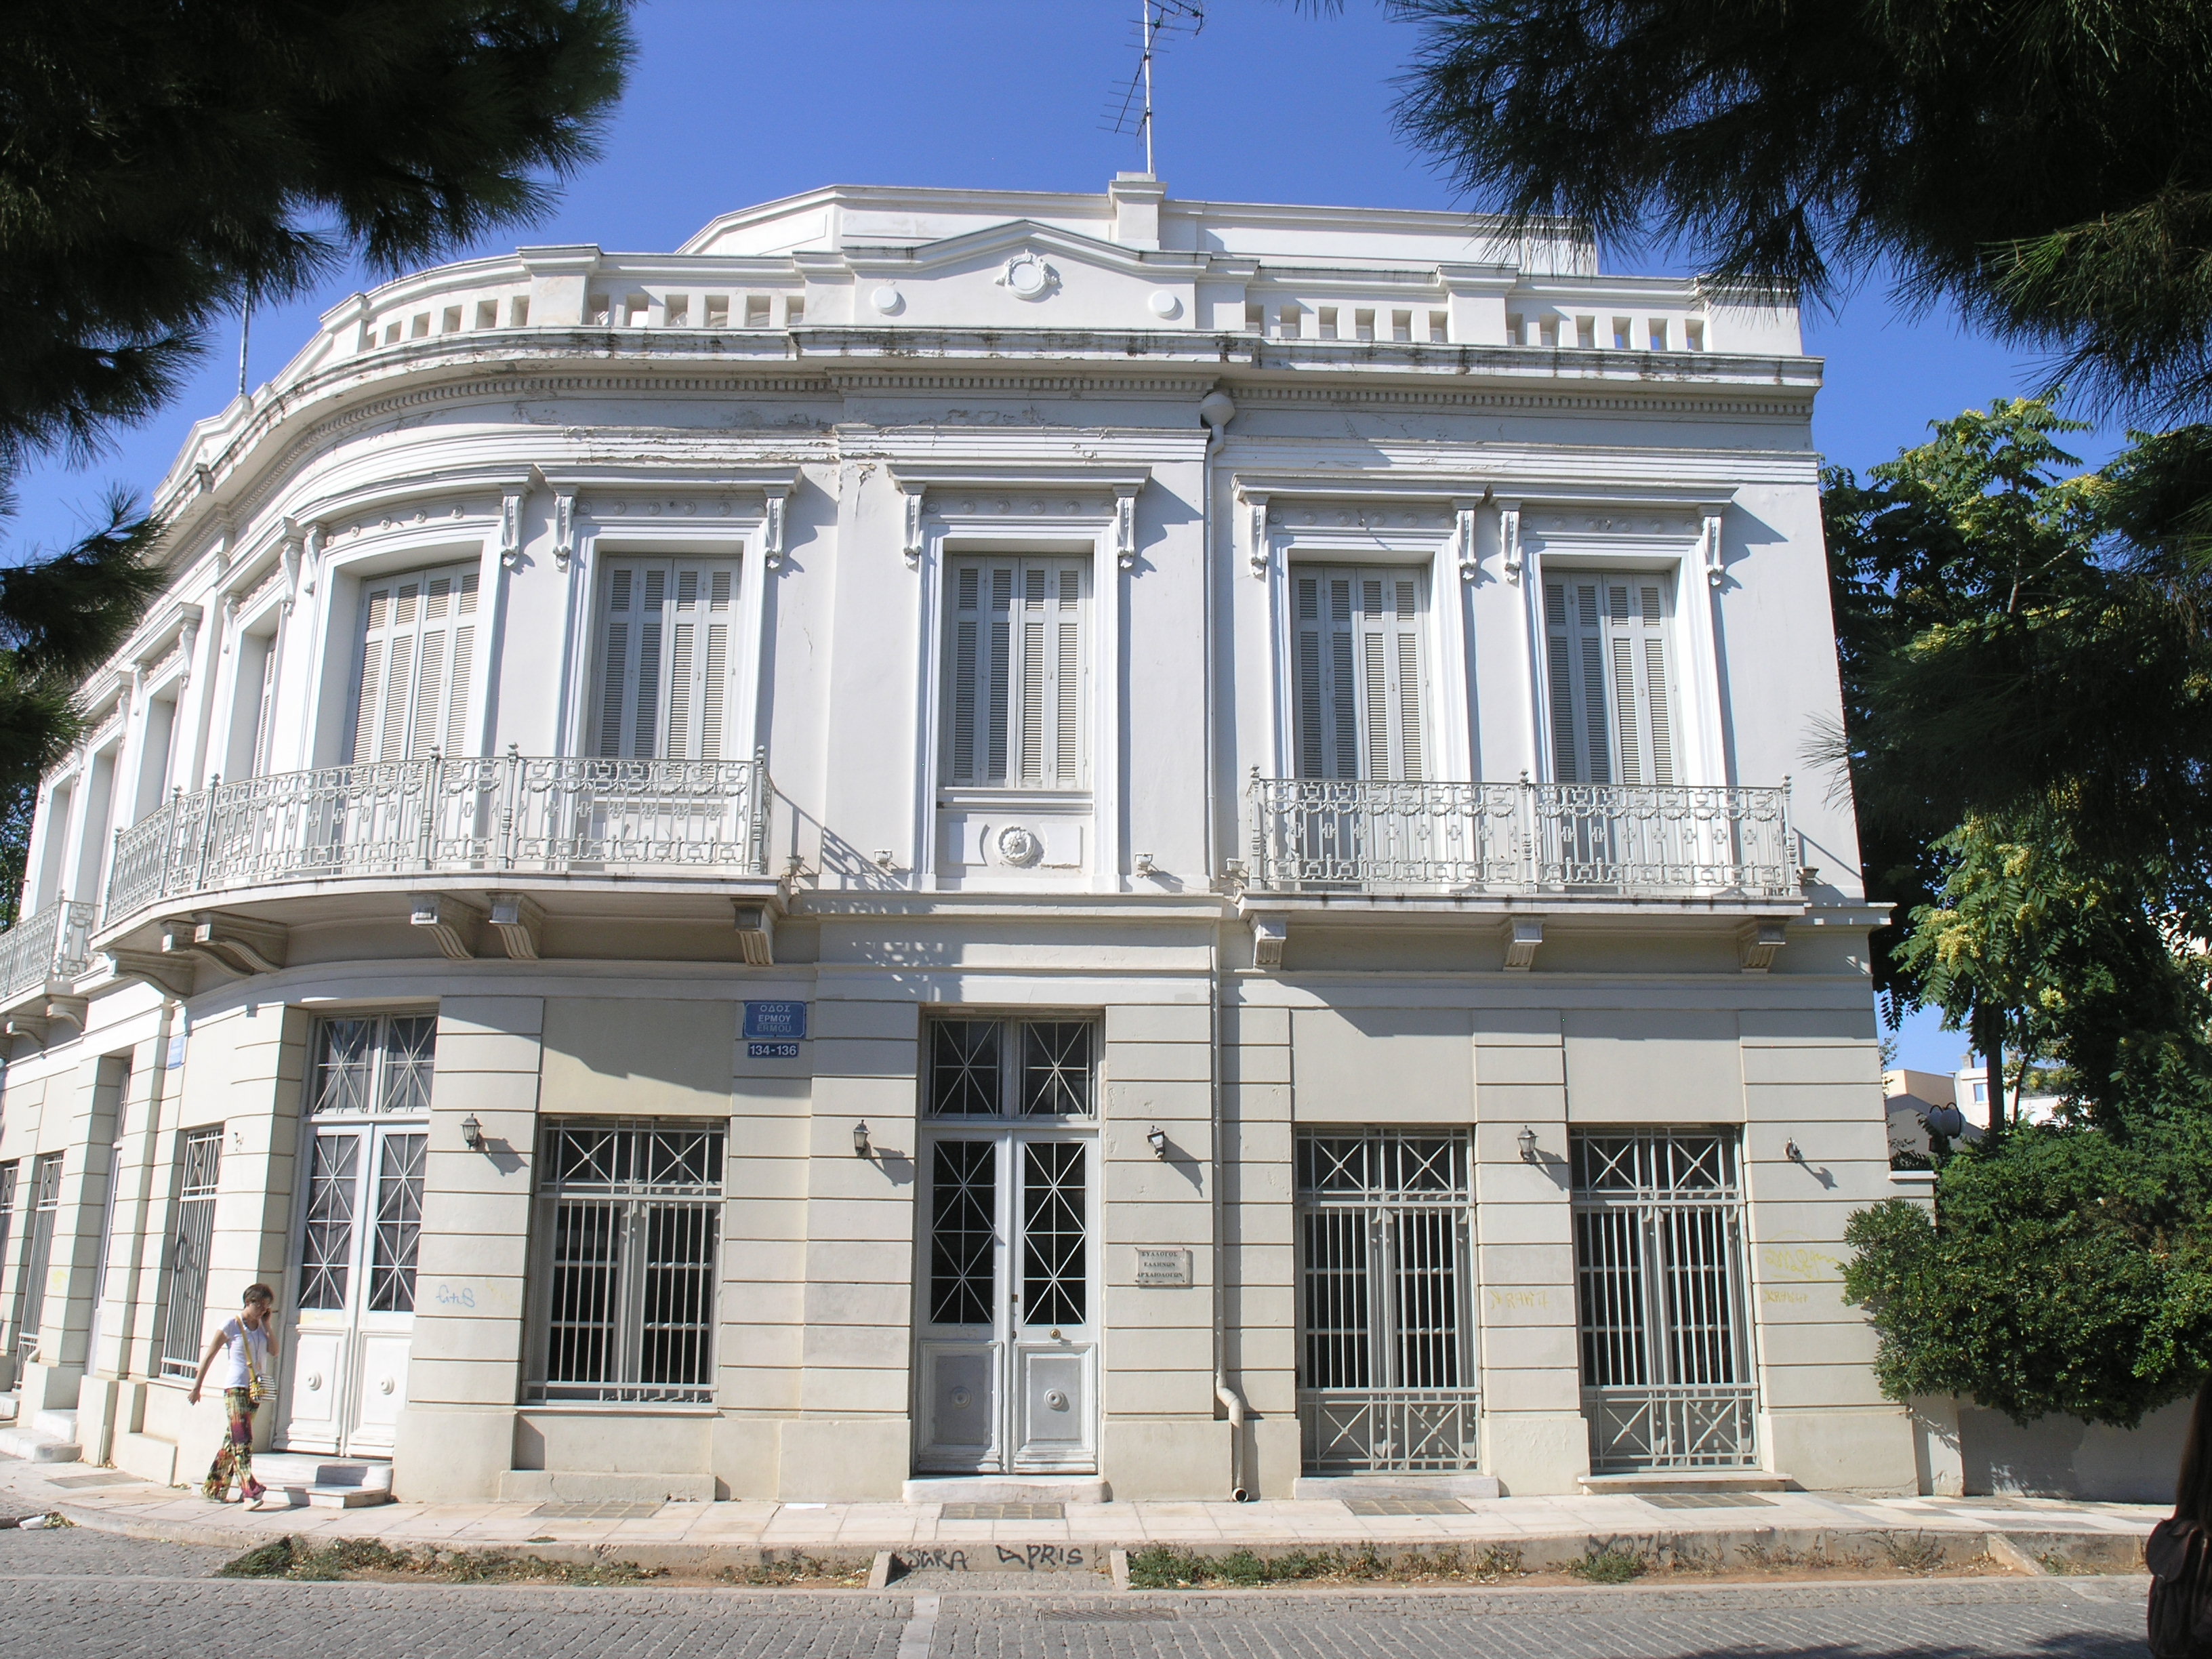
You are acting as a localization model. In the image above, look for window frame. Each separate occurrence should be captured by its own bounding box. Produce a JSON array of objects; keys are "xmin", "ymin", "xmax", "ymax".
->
[
  {"xmin": 525, "ymin": 1118, "xmax": 726, "ymax": 1406},
  {"xmin": 306, "ymin": 1012, "xmax": 438, "ymax": 1118},
  {"xmin": 922, "ymin": 1016, "xmax": 1101, "ymax": 1122}
]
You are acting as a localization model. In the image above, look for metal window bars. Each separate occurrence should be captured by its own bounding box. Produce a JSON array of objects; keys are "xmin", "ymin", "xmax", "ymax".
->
[
  {"xmin": 1570, "ymin": 1130, "xmax": 1757, "ymax": 1473},
  {"xmin": 12, "ymin": 1153, "xmax": 61, "ymax": 1353},
  {"xmin": 1295, "ymin": 1131, "xmax": 1479, "ymax": 1475},
  {"xmin": 103, "ymin": 750, "xmax": 772, "ymax": 928},
  {"xmin": 157, "ymin": 1128, "xmax": 223, "ymax": 1378},
  {"xmin": 0, "ymin": 899, "xmax": 96, "ymax": 1002},
  {"xmin": 529, "ymin": 1122, "xmax": 724, "ymax": 1405},
  {"xmin": 1248, "ymin": 776, "xmax": 1795, "ymax": 898}
]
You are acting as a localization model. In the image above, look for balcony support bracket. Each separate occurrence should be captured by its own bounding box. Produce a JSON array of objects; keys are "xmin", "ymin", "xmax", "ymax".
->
[
  {"xmin": 733, "ymin": 900, "xmax": 775, "ymax": 966},
  {"xmin": 411, "ymin": 894, "xmax": 485, "ymax": 962},
  {"xmin": 1739, "ymin": 920, "xmax": 1788, "ymax": 974},
  {"xmin": 1250, "ymin": 912, "xmax": 1288, "ymax": 970},
  {"xmin": 163, "ymin": 913, "xmax": 288, "ymax": 976},
  {"xmin": 43, "ymin": 995, "xmax": 87, "ymax": 1035},
  {"xmin": 105, "ymin": 948, "xmax": 199, "ymax": 1000},
  {"xmin": 1504, "ymin": 916, "xmax": 1544, "ymax": 972},
  {"xmin": 487, "ymin": 892, "xmax": 545, "ymax": 961}
]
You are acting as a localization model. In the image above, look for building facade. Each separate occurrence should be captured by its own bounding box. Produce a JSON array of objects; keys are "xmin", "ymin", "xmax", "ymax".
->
[{"xmin": 0, "ymin": 176, "xmax": 1915, "ymax": 1503}]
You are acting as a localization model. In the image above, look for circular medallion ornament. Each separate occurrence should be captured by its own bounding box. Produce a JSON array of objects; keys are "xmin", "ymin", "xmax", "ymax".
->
[
  {"xmin": 949, "ymin": 1387, "xmax": 973, "ymax": 1410},
  {"xmin": 996, "ymin": 825, "xmax": 1041, "ymax": 867},
  {"xmin": 1044, "ymin": 1389, "xmax": 1069, "ymax": 1412},
  {"xmin": 1147, "ymin": 289, "xmax": 1181, "ymax": 319},
  {"xmin": 871, "ymin": 285, "xmax": 903, "ymax": 315},
  {"xmin": 1000, "ymin": 253, "xmax": 1058, "ymax": 300}
]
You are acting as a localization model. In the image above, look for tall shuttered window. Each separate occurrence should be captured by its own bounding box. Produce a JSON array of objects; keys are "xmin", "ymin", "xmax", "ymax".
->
[
  {"xmin": 528, "ymin": 1121, "xmax": 723, "ymax": 1404},
  {"xmin": 592, "ymin": 561, "xmax": 741, "ymax": 760},
  {"xmin": 157, "ymin": 1128, "xmax": 222, "ymax": 1378},
  {"xmin": 350, "ymin": 562, "xmax": 480, "ymax": 763},
  {"xmin": 1290, "ymin": 567, "xmax": 1427, "ymax": 781},
  {"xmin": 941, "ymin": 556, "xmax": 1088, "ymax": 789},
  {"xmin": 12, "ymin": 1153, "xmax": 61, "ymax": 1353},
  {"xmin": 1542, "ymin": 575, "xmax": 1677, "ymax": 785}
]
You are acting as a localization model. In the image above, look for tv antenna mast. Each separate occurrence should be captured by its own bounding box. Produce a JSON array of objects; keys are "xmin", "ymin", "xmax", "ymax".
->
[{"xmin": 1103, "ymin": 1, "xmax": 1204, "ymax": 176}]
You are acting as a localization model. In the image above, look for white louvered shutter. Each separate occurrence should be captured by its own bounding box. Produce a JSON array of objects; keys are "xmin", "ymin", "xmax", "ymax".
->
[
  {"xmin": 943, "ymin": 556, "xmax": 1086, "ymax": 787},
  {"xmin": 349, "ymin": 562, "xmax": 481, "ymax": 764},
  {"xmin": 249, "ymin": 636, "xmax": 278, "ymax": 777},
  {"xmin": 1292, "ymin": 567, "xmax": 1426, "ymax": 780},
  {"xmin": 592, "ymin": 560, "xmax": 741, "ymax": 759},
  {"xmin": 1543, "ymin": 574, "xmax": 1677, "ymax": 785}
]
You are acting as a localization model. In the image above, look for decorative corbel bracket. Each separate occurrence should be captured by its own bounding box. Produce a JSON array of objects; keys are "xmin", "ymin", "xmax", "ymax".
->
[
  {"xmin": 733, "ymin": 900, "xmax": 776, "ymax": 966},
  {"xmin": 1453, "ymin": 495, "xmax": 1483, "ymax": 583},
  {"xmin": 762, "ymin": 483, "xmax": 790, "ymax": 570},
  {"xmin": 164, "ymin": 912, "xmax": 288, "ymax": 976},
  {"xmin": 1701, "ymin": 505, "xmax": 1727, "ymax": 587},
  {"xmin": 487, "ymin": 891, "xmax": 545, "ymax": 960},
  {"xmin": 1113, "ymin": 480, "xmax": 1142, "ymax": 570},
  {"xmin": 43, "ymin": 995, "xmax": 88, "ymax": 1035},
  {"xmin": 552, "ymin": 488, "xmax": 575, "ymax": 573},
  {"xmin": 1241, "ymin": 489, "xmax": 1271, "ymax": 578},
  {"xmin": 1500, "ymin": 501, "xmax": 1523, "ymax": 585},
  {"xmin": 1739, "ymin": 919, "xmax": 1788, "ymax": 974},
  {"xmin": 176, "ymin": 605, "xmax": 205, "ymax": 688},
  {"xmin": 499, "ymin": 483, "xmax": 528, "ymax": 570},
  {"xmin": 220, "ymin": 594, "xmax": 239, "ymax": 653},
  {"xmin": 279, "ymin": 523, "xmax": 304, "ymax": 613},
  {"xmin": 1504, "ymin": 916, "xmax": 1544, "ymax": 972},
  {"xmin": 105, "ymin": 947, "xmax": 197, "ymax": 999},
  {"xmin": 1250, "ymin": 912, "xmax": 1288, "ymax": 970},
  {"xmin": 409, "ymin": 893, "xmax": 485, "ymax": 960},
  {"xmin": 3, "ymin": 1014, "xmax": 47, "ymax": 1045},
  {"xmin": 901, "ymin": 480, "xmax": 926, "ymax": 568}
]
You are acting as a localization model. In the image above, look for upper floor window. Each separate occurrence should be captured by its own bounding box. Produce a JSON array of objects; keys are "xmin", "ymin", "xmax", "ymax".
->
[
  {"xmin": 1543, "ymin": 575, "xmax": 1677, "ymax": 786},
  {"xmin": 927, "ymin": 1017, "xmax": 1095, "ymax": 1118},
  {"xmin": 941, "ymin": 556, "xmax": 1088, "ymax": 790},
  {"xmin": 1292, "ymin": 566, "xmax": 1427, "ymax": 781},
  {"xmin": 592, "ymin": 560, "xmax": 741, "ymax": 760},
  {"xmin": 310, "ymin": 1013, "xmax": 436, "ymax": 1115},
  {"xmin": 350, "ymin": 562, "xmax": 480, "ymax": 764}
]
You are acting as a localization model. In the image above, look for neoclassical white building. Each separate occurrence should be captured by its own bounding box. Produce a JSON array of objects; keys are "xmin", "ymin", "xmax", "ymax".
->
[{"xmin": 0, "ymin": 175, "xmax": 1917, "ymax": 1506}]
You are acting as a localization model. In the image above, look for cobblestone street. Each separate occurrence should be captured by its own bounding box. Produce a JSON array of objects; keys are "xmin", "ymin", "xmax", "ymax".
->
[{"xmin": 0, "ymin": 1524, "xmax": 2154, "ymax": 1659}]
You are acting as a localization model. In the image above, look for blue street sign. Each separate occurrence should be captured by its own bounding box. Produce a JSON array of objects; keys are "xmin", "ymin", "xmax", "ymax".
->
[{"xmin": 744, "ymin": 1001, "xmax": 808, "ymax": 1041}]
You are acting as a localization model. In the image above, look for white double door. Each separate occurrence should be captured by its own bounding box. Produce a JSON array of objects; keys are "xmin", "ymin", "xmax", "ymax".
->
[
  {"xmin": 281, "ymin": 1121, "xmax": 424, "ymax": 1456},
  {"xmin": 916, "ymin": 1132, "xmax": 1097, "ymax": 1474}
]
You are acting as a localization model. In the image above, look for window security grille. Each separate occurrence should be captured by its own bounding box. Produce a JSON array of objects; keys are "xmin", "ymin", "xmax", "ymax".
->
[
  {"xmin": 1571, "ymin": 1130, "xmax": 1757, "ymax": 1472},
  {"xmin": 529, "ymin": 1122, "xmax": 724, "ymax": 1404},
  {"xmin": 941, "ymin": 556, "xmax": 1088, "ymax": 789},
  {"xmin": 368, "ymin": 1133, "xmax": 427, "ymax": 1313},
  {"xmin": 12, "ymin": 1153, "xmax": 62, "ymax": 1351},
  {"xmin": 927, "ymin": 1019, "xmax": 1094, "ymax": 1118},
  {"xmin": 0, "ymin": 1164, "xmax": 15, "ymax": 1351},
  {"xmin": 1296, "ymin": 1132, "xmax": 1477, "ymax": 1474},
  {"xmin": 158, "ymin": 1129, "xmax": 222, "ymax": 1378},
  {"xmin": 1292, "ymin": 567, "xmax": 1427, "ymax": 782},
  {"xmin": 298, "ymin": 1133, "xmax": 359, "ymax": 1311},
  {"xmin": 310, "ymin": 1014, "xmax": 436, "ymax": 1115}
]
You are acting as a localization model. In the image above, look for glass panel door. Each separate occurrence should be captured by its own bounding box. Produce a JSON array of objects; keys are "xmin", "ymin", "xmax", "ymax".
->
[{"xmin": 914, "ymin": 1132, "xmax": 1096, "ymax": 1473}]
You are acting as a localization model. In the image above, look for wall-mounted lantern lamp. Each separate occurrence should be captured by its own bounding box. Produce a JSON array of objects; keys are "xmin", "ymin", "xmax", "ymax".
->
[
  {"xmin": 1517, "ymin": 1126, "xmax": 1538, "ymax": 1164},
  {"xmin": 460, "ymin": 1113, "xmax": 484, "ymax": 1151},
  {"xmin": 853, "ymin": 1120, "xmax": 872, "ymax": 1158},
  {"xmin": 1785, "ymin": 1138, "xmax": 1805, "ymax": 1163},
  {"xmin": 1147, "ymin": 1126, "xmax": 1168, "ymax": 1159}
]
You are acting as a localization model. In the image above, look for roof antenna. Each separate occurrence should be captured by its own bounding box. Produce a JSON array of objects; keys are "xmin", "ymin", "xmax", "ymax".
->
[{"xmin": 1103, "ymin": 2, "xmax": 1203, "ymax": 176}]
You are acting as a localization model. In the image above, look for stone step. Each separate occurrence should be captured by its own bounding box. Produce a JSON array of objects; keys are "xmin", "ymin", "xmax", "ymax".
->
[
  {"xmin": 1292, "ymin": 1473, "xmax": 1504, "ymax": 1502},
  {"xmin": 29, "ymin": 1410, "xmax": 77, "ymax": 1443},
  {"xmin": 253, "ymin": 1452, "xmax": 394, "ymax": 1509},
  {"xmin": 0, "ymin": 1424, "xmax": 80, "ymax": 1464},
  {"xmin": 900, "ymin": 1474, "xmax": 1111, "ymax": 1506}
]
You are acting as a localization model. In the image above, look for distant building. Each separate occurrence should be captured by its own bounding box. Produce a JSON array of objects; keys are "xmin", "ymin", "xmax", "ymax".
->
[{"xmin": 1950, "ymin": 1057, "xmax": 2062, "ymax": 1126}]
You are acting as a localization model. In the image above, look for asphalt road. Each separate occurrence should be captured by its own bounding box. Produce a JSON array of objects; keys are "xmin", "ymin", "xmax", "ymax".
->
[{"xmin": 0, "ymin": 1524, "xmax": 2154, "ymax": 1659}]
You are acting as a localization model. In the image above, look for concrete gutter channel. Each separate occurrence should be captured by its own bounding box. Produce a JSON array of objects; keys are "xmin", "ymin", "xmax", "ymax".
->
[{"xmin": 46, "ymin": 1500, "xmax": 2148, "ymax": 1586}]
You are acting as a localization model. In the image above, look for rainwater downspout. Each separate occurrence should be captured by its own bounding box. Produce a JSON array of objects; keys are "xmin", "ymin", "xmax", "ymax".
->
[{"xmin": 1198, "ymin": 386, "xmax": 1250, "ymax": 1500}]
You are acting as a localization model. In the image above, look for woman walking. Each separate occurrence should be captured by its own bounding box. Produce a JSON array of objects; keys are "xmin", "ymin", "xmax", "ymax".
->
[
  {"xmin": 2150, "ymin": 1378, "xmax": 2212, "ymax": 1656},
  {"xmin": 187, "ymin": 1284, "xmax": 279, "ymax": 1507}
]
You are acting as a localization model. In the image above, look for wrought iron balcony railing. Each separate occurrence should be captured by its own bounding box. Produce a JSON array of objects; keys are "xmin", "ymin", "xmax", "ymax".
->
[
  {"xmin": 0, "ymin": 899, "xmax": 96, "ymax": 1002},
  {"xmin": 1248, "ymin": 777, "xmax": 1796, "ymax": 899},
  {"xmin": 104, "ymin": 751, "xmax": 771, "ymax": 928}
]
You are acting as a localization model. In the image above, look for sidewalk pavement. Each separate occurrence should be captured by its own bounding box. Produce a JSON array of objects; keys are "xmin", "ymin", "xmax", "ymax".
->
[{"xmin": 0, "ymin": 1454, "xmax": 2158, "ymax": 1576}]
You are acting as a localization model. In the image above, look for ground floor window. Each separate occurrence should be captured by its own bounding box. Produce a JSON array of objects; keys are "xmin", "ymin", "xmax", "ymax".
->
[
  {"xmin": 1295, "ymin": 1130, "xmax": 1477, "ymax": 1474},
  {"xmin": 157, "ymin": 1128, "xmax": 223, "ymax": 1378},
  {"xmin": 11, "ymin": 1153, "xmax": 60, "ymax": 1355},
  {"xmin": 527, "ymin": 1120, "xmax": 723, "ymax": 1405},
  {"xmin": 1571, "ymin": 1129, "xmax": 1756, "ymax": 1472}
]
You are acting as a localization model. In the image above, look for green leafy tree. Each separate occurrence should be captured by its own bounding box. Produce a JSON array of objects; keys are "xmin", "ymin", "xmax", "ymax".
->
[
  {"xmin": 0, "ymin": 0, "xmax": 634, "ymax": 917},
  {"xmin": 1844, "ymin": 1120, "xmax": 2212, "ymax": 1426}
]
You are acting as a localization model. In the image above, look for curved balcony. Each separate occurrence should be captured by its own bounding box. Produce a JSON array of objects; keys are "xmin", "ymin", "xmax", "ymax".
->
[
  {"xmin": 0, "ymin": 900, "xmax": 96, "ymax": 1003},
  {"xmin": 1246, "ymin": 777, "xmax": 1797, "ymax": 901},
  {"xmin": 102, "ymin": 752, "xmax": 773, "ymax": 939}
]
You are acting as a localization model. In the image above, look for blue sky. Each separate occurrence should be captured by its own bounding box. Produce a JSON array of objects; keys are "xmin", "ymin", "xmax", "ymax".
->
[{"xmin": 12, "ymin": 0, "xmax": 2105, "ymax": 1071}]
